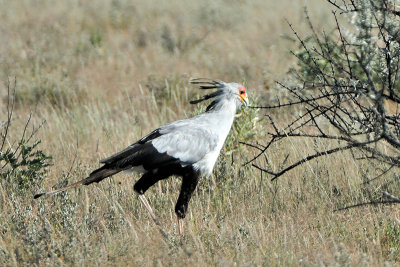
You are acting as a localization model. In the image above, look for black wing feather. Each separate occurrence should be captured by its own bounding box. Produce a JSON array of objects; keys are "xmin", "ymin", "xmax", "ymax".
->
[
  {"xmin": 34, "ymin": 130, "xmax": 178, "ymax": 199},
  {"xmin": 100, "ymin": 129, "xmax": 161, "ymax": 164},
  {"xmin": 112, "ymin": 142, "xmax": 179, "ymax": 170},
  {"xmin": 99, "ymin": 129, "xmax": 179, "ymax": 171}
]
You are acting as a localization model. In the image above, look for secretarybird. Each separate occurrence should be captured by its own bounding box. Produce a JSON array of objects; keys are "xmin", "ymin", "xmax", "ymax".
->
[{"xmin": 35, "ymin": 78, "xmax": 249, "ymax": 238}]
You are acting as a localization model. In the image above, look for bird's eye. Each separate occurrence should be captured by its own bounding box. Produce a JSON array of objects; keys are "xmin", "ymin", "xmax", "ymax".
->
[{"xmin": 238, "ymin": 86, "xmax": 246, "ymax": 95}]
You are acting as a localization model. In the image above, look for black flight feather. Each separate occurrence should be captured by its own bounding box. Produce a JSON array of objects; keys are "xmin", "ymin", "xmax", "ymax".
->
[
  {"xmin": 100, "ymin": 129, "xmax": 161, "ymax": 164},
  {"xmin": 34, "ymin": 130, "xmax": 179, "ymax": 199}
]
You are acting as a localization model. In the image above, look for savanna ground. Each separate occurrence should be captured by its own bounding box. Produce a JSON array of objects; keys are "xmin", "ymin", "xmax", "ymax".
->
[{"xmin": 1, "ymin": 0, "xmax": 400, "ymax": 266}]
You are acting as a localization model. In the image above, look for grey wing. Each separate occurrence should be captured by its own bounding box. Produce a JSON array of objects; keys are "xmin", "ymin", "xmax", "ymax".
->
[
  {"xmin": 99, "ymin": 117, "xmax": 218, "ymax": 170},
  {"xmin": 151, "ymin": 126, "xmax": 218, "ymax": 166}
]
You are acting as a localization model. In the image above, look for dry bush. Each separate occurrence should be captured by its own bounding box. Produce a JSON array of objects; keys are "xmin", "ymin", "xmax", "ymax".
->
[{"xmin": 248, "ymin": 0, "xmax": 400, "ymax": 200}]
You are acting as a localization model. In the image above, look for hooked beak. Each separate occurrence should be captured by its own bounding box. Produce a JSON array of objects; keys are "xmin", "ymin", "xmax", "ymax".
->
[{"xmin": 239, "ymin": 93, "xmax": 249, "ymax": 106}]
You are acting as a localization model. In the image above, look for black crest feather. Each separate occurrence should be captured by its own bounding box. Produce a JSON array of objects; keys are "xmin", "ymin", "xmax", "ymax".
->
[
  {"xmin": 189, "ymin": 78, "xmax": 223, "ymax": 90},
  {"xmin": 189, "ymin": 90, "xmax": 224, "ymax": 104},
  {"xmin": 189, "ymin": 78, "xmax": 227, "ymax": 110}
]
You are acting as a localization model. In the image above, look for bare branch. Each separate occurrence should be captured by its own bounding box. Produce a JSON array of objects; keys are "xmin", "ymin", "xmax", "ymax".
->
[
  {"xmin": 1, "ymin": 77, "xmax": 16, "ymax": 152},
  {"xmin": 245, "ymin": 2, "xmax": 400, "ymax": 209}
]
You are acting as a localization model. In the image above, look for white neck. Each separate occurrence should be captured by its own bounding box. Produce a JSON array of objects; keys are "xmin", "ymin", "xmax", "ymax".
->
[
  {"xmin": 205, "ymin": 98, "xmax": 237, "ymax": 143},
  {"xmin": 207, "ymin": 98, "xmax": 238, "ymax": 115},
  {"xmin": 192, "ymin": 98, "xmax": 238, "ymax": 176}
]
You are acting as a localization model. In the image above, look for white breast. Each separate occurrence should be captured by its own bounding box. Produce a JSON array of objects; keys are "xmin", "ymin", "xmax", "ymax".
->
[
  {"xmin": 192, "ymin": 117, "xmax": 233, "ymax": 176},
  {"xmin": 192, "ymin": 149, "xmax": 220, "ymax": 176},
  {"xmin": 192, "ymin": 102, "xmax": 237, "ymax": 176}
]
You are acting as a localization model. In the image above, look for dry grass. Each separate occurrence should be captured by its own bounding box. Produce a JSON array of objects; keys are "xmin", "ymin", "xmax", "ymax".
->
[{"xmin": 1, "ymin": 0, "xmax": 400, "ymax": 266}]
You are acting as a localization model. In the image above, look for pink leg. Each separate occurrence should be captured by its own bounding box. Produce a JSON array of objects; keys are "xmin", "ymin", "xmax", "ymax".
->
[
  {"xmin": 138, "ymin": 194, "xmax": 161, "ymax": 226},
  {"xmin": 178, "ymin": 217, "xmax": 185, "ymax": 239},
  {"xmin": 138, "ymin": 194, "xmax": 169, "ymax": 240}
]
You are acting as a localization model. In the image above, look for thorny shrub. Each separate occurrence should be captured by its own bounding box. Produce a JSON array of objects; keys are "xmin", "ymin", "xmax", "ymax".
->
[{"xmin": 1, "ymin": 80, "xmax": 52, "ymax": 192}]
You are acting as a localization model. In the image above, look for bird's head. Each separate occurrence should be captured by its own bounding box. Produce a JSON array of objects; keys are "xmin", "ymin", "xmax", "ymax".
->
[{"xmin": 190, "ymin": 79, "xmax": 249, "ymax": 111}]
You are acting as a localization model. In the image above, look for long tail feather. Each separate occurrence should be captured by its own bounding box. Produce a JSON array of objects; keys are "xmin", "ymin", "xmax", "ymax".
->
[{"xmin": 34, "ymin": 168, "xmax": 120, "ymax": 199}]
